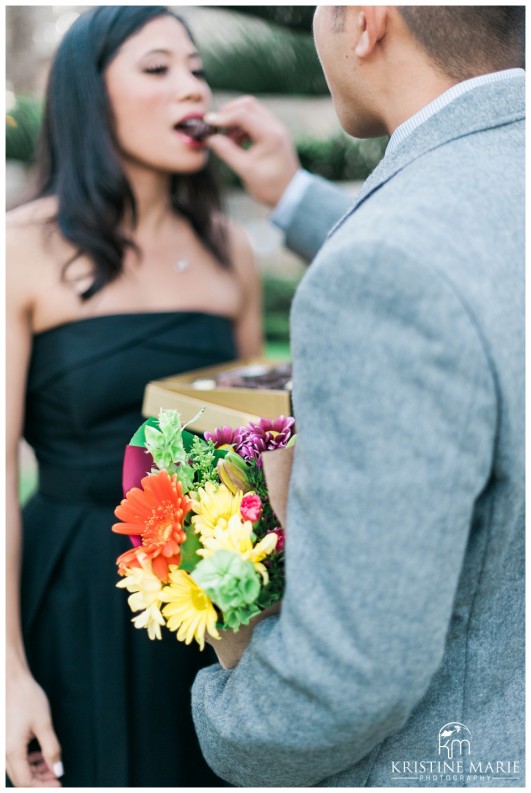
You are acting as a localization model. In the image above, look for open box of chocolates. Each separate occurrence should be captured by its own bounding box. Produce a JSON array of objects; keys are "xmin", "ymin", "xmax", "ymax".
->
[{"xmin": 142, "ymin": 359, "xmax": 292, "ymax": 433}]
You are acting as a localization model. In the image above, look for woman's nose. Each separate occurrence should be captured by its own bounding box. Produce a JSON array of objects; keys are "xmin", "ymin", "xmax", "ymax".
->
[{"xmin": 174, "ymin": 71, "xmax": 209, "ymax": 102}]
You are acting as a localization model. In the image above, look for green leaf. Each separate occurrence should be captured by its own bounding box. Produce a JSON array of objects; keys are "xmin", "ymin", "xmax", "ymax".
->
[
  {"xmin": 182, "ymin": 429, "xmax": 201, "ymax": 452},
  {"xmin": 130, "ymin": 416, "xmax": 159, "ymax": 447},
  {"xmin": 179, "ymin": 527, "xmax": 202, "ymax": 572}
]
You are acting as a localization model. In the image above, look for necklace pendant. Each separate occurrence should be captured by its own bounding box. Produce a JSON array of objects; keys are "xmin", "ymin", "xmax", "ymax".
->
[{"xmin": 173, "ymin": 258, "xmax": 190, "ymax": 273}]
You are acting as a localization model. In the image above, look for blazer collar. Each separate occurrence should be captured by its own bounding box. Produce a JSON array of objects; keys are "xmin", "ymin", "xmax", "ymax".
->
[{"xmin": 328, "ymin": 75, "xmax": 525, "ymax": 237}]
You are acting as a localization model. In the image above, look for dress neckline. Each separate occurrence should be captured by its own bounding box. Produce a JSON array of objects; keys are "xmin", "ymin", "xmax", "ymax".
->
[{"xmin": 33, "ymin": 310, "xmax": 233, "ymax": 339}]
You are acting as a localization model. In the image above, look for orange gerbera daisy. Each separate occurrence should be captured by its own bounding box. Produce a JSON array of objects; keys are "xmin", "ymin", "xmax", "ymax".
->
[{"xmin": 113, "ymin": 470, "xmax": 191, "ymax": 581}]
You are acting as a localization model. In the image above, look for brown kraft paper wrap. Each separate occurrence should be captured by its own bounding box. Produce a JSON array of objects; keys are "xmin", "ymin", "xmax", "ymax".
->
[{"xmin": 260, "ymin": 445, "xmax": 295, "ymax": 530}]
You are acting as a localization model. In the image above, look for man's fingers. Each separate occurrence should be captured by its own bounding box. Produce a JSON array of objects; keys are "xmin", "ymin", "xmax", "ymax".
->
[
  {"xmin": 206, "ymin": 95, "xmax": 298, "ymax": 206},
  {"xmin": 206, "ymin": 100, "xmax": 280, "ymax": 144},
  {"xmin": 207, "ymin": 133, "xmax": 254, "ymax": 174}
]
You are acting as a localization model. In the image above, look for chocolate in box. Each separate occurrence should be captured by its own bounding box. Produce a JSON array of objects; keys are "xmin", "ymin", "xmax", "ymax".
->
[{"xmin": 142, "ymin": 358, "xmax": 292, "ymax": 433}]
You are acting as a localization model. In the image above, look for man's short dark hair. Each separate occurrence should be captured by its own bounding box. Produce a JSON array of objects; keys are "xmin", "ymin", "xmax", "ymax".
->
[
  {"xmin": 332, "ymin": 6, "xmax": 346, "ymax": 34},
  {"xmin": 398, "ymin": 6, "xmax": 525, "ymax": 80}
]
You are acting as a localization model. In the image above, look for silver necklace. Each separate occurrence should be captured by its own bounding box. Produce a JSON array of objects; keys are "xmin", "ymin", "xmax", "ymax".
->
[{"xmin": 173, "ymin": 258, "xmax": 190, "ymax": 273}]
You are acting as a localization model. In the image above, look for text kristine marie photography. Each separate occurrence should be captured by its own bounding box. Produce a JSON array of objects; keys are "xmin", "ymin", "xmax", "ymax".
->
[{"xmin": 390, "ymin": 724, "xmax": 521, "ymax": 785}]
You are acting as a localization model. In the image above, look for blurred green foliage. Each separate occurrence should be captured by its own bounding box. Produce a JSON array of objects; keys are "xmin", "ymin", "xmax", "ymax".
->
[
  {"xmin": 200, "ymin": 23, "xmax": 327, "ymax": 95},
  {"xmin": 298, "ymin": 134, "xmax": 388, "ymax": 181},
  {"xmin": 199, "ymin": 6, "xmax": 323, "ymax": 94},
  {"xmin": 222, "ymin": 6, "xmax": 315, "ymax": 33},
  {"xmin": 6, "ymin": 95, "xmax": 42, "ymax": 163},
  {"xmin": 262, "ymin": 272, "xmax": 301, "ymax": 344},
  {"xmin": 214, "ymin": 133, "xmax": 387, "ymax": 188},
  {"xmin": 265, "ymin": 340, "xmax": 291, "ymax": 361},
  {"xmin": 19, "ymin": 469, "xmax": 37, "ymax": 505}
]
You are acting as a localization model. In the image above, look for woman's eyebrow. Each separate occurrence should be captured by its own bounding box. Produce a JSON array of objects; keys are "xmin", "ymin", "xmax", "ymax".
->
[{"xmin": 142, "ymin": 48, "xmax": 201, "ymax": 60}]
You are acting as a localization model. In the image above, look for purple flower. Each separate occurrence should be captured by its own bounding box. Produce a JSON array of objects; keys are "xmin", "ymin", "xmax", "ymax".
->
[
  {"xmin": 267, "ymin": 528, "xmax": 285, "ymax": 553},
  {"xmin": 204, "ymin": 425, "xmax": 245, "ymax": 449},
  {"xmin": 236, "ymin": 416, "xmax": 295, "ymax": 464}
]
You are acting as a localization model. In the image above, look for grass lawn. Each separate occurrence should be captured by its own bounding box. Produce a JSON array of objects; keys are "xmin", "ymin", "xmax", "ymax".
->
[
  {"xmin": 19, "ymin": 469, "xmax": 37, "ymax": 505},
  {"xmin": 265, "ymin": 341, "xmax": 290, "ymax": 360}
]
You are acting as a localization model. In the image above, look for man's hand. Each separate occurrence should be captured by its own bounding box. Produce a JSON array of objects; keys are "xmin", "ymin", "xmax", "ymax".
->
[
  {"xmin": 206, "ymin": 602, "xmax": 281, "ymax": 669},
  {"xmin": 205, "ymin": 96, "xmax": 300, "ymax": 208},
  {"xmin": 6, "ymin": 671, "xmax": 64, "ymax": 787}
]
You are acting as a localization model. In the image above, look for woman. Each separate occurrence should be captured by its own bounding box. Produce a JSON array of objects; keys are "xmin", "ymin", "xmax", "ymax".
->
[{"xmin": 6, "ymin": 6, "xmax": 262, "ymax": 787}]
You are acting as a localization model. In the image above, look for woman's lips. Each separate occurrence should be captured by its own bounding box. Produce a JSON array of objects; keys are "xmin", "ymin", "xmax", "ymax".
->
[{"xmin": 173, "ymin": 127, "xmax": 208, "ymax": 149}]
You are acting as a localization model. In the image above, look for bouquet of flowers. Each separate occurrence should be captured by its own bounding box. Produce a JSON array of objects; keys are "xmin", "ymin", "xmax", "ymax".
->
[{"xmin": 112, "ymin": 408, "xmax": 295, "ymax": 649}]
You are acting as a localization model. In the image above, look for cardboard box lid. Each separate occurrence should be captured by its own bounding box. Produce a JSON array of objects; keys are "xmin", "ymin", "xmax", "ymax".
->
[{"xmin": 142, "ymin": 358, "xmax": 292, "ymax": 432}]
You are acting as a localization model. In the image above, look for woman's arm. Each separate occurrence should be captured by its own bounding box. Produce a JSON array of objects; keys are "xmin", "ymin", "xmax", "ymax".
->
[
  {"xmin": 226, "ymin": 220, "xmax": 264, "ymax": 359},
  {"xmin": 6, "ymin": 218, "xmax": 63, "ymax": 787}
]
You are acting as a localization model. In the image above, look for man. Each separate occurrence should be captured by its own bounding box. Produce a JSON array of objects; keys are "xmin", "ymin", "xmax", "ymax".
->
[{"xmin": 192, "ymin": 7, "xmax": 525, "ymax": 786}]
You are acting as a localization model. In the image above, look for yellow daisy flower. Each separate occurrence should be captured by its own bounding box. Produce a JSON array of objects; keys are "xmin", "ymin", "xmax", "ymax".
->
[
  {"xmin": 160, "ymin": 568, "xmax": 220, "ymax": 650},
  {"xmin": 198, "ymin": 514, "xmax": 278, "ymax": 583},
  {"xmin": 191, "ymin": 481, "xmax": 243, "ymax": 539},
  {"xmin": 117, "ymin": 560, "xmax": 166, "ymax": 640},
  {"xmin": 131, "ymin": 603, "xmax": 166, "ymax": 641}
]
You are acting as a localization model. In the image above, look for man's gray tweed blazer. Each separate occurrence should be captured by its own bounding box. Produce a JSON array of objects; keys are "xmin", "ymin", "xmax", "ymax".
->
[{"xmin": 192, "ymin": 75, "xmax": 525, "ymax": 787}]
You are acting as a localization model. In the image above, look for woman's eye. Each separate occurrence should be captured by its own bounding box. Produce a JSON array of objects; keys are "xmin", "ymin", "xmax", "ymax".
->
[
  {"xmin": 192, "ymin": 68, "xmax": 207, "ymax": 80},
  {"xmin": 144, "ymin": 65, "xmax": 168, "ymax": 75}
]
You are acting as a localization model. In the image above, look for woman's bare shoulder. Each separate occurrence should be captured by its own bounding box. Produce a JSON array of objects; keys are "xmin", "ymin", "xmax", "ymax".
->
[
  {"xmin": 6, "ymin": 197, "xmax": 61, "ymax": 305},
  {"xmin": 7, "ymin": 195, "xmax": 58, "ymax": 232},
  {"xmin": 6, "ymin": 196, "xmax": 63, "ymax": 261}
]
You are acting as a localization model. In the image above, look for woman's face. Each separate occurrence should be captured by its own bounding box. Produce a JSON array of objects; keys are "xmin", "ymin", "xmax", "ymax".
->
[{"xmin": 105, "ymin": 15, "xmax": 212, "ymax": 174}]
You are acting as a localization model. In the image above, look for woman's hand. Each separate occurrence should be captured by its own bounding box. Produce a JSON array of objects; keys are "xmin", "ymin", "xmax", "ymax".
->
[
  {"xmin": 205, "ymin": 97, "xmax": 300, "ymax": 208},
  {"xmin": 6, "ymin": 671, "xmax": 63, "ymax": 787},
  {"xmin": 206, "ymin": 602, "xmax": 281, "ymax": 669}
]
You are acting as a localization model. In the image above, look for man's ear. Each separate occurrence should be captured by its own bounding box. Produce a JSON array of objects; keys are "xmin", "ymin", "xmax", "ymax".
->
[{"xmin": 354, "ymin": 6, "xmax": 389, "ymax": 58}]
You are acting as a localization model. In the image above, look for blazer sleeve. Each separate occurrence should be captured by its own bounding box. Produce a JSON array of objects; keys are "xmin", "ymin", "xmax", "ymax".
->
[
  {"xmin": 282, "ymin": 173, "xmax": 354, "ymax": 262},
  {"xmin": 191, "ymin": 237, "xmax": 497, "ymax": 786}
]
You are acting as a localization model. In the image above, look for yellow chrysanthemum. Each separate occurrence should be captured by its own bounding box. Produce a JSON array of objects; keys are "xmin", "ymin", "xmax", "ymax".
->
[
  {"xmin": 191, "ymin": 481, "xmax": 243, "ymax": 539},
  {"xmin": 117, "ymin": 560, "xmax": 166, "ymax": 640},
  {"xmin": 131, "ymin": 603, "xmax": 166, "ymax": 640},
  {"xmin": 198, "ymin": 514, "xmax": 278, "ymax": 583},
  {"xmin": 160, "ymin": 567, "xmax": 220, "ymax": 650}
]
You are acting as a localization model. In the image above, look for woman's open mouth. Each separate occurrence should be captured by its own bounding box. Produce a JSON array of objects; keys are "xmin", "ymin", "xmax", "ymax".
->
[{"xmin": 174, "ymin": 118, "xmax": 219, "ymax": 145}]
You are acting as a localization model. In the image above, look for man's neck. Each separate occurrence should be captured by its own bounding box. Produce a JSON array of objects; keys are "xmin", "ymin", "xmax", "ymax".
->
[{"xmin": 382, "ymin": 66, "xmax": 457, "ymax": 136}]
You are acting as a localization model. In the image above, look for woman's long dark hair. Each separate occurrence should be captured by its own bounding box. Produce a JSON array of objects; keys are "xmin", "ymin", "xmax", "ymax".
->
[{"xmin": 35, "ymin": 5, "xmax": 228, "ymax": 300}]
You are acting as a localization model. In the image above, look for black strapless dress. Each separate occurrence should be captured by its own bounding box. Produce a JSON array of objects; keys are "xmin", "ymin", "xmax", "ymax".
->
[{"xmin": 20, "ymin": 312, "xmax": 236, "ymax": 787}]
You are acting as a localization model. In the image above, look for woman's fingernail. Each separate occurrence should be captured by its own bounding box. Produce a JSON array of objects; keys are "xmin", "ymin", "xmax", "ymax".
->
[
  {"xmin": 204, "ymin": 112, "xmax": 218, "ymax": 123},
  {"xmin": 53, "ymin": 761, "xmax": 64, "ymax": 778}
]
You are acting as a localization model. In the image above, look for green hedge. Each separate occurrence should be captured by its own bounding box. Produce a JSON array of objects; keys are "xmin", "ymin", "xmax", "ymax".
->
[
  {"xmin": 262, "ymin": 272, "xmax": 300, "ymax": 343},
  {"xmin": 215, "ymin": 133, "xmax": 387, "ymax": 189},
  {"xmin": 6, "ymin": 95, "xmax": 42, "ymax": 163},
  {"xmin": 200, "ymin": 26, "xmax": 327, "ymax": 95},
  {"xmin": 298, "ymin": 134, "xmax": 388, "ymax": 182},
  {"xmin": 222, "ymin": 6, "xmax": 315, "ymax": 34}
]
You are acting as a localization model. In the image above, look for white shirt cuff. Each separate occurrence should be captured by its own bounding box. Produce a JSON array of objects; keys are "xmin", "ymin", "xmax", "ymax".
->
[{"xmin": 271, "ymin": 169, "xmax": 315, "ymax": 231}]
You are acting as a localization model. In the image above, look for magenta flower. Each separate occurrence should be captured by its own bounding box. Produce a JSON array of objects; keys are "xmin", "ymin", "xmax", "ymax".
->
[
  {"xmin": 267, "ymin": 528, "xmax": 285, "ymax": 553},
  {"xmin": 204, "ymin": 425, "xmax": 244, "ymax": 449},
  {"xmin": 240, "ymin": 494, "xmax": 262, "ymax": 523},
  {"xmin": 236, "ymin": 416, "xmax": 295, "ymax": 463}
]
